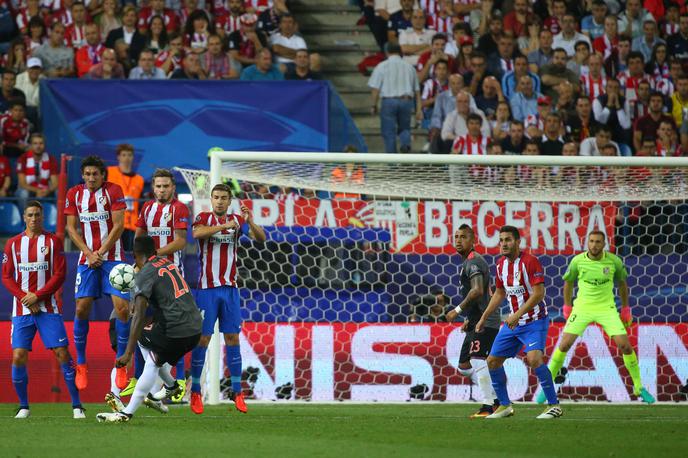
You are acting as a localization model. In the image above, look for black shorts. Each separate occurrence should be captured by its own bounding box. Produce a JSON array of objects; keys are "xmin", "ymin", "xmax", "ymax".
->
[
  {"xmin": 139, "ymin": 323, "xmax": 200, "ymax": 367},
  {"xmin": 459, "ymin": 327, "xmax": 499, "ymax": 364}
]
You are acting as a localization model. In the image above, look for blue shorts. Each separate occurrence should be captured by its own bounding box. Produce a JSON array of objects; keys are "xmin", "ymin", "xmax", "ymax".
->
[
  {"xmin": 194, "ymin": 286, "xmax": 241, "ymax": 335},
  {"xmin": 12, "ymin": 314, "xmax": 69, "ymax": 350},
  {"xmin": 489, "ymin": 319, "xmax": 549, "ymax": 358},
  {"xmin": 75, "ymin": 260, "xmax": 130, "ymax": 300}
]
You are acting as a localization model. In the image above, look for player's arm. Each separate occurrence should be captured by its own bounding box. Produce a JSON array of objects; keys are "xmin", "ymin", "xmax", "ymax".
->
[
  {"xmin": 505, "ymin": 283, "xmax": 545, "ymax": 329},
  {"xmin": 66, "ymin": 214, "xmax": 102, "ymax": 267},
  {"xmin": 2, "ymin": 243, "xmax": 27, "ymax": 302},
  {"xmin": 116, "ymin": 294, "xmax": 149, "ymax": 367},
  {"xmin": 241, "ymin": 204, "xmax": 266, "ymax": 242},
  {"xmin": 193, "ymin": 222, "xmax": 233, "ymax": 239},
  {"xmin": 446, "ymin": 274, "xmax": 485, "ymax": 322},
  {"xmin": 562, "ymin": 280, "xmax": 575, "ymax": 318},
  {"xmin": 617, "ymin": 278, "xmax": 632, "ymax": 327},
  {"xmin": 475, "ymin": 287, "xmax": 505, "ymax": 332},
  {"xmin": 96, "ymin": 209, "xmax": 125, "ymax": 257},
  {"xmin": 157, "ymin": 229, "xmax": 187, "ymax": 256}
]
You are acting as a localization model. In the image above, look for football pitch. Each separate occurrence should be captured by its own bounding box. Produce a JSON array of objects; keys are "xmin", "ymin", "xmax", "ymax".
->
[{"xmin": 2, "ymin": 403, "xmax": 685, "ymax": 457}]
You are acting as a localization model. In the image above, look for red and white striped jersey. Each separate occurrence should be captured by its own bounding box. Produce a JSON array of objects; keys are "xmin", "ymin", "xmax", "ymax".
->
[
  {"xmin": 421, "ymin": 77, "xmax": 448, "ymax": 101},
  {"xmin": 2, "ymin": 231, "xmax": 65, "ymax": 316},
  {"xmin": 418, "ymin": 0, "xmax": 439, "ymax": 15},
  {"xmin": 427, "ymin": 13, "xmax": 453, "ymax": 34},
  {"xmin": 65, "ymin": 23, "xmax": 87, "ymax": 48},
  {"xmin": 244, "ymin": 0, "xmax": 271, "ymax": 13},
  {"xmin": 617, "ymin": 71, "xmax": 652, "ymax": 102},
  {"xmin": 193, "ymin": 211, "xmax": 246, "ymax": 289},
  {"xmin": 214, "ymin": 9, "xmax": 242, "ymax": 34},
  {"xmin": 580, "ymin": 74, "xmax": 607, "ymax": 101},
  {"xmin": 452, "ymin": 134, "xmax": 489, "ymax": 155},
  {"xmin": 524, "ymin": 114, "xmax": 544, "ymax": 132},
  {"xmin": 136, "ymin": 199, "xmax": 190, "ymax": 272},
  {"xmin": 629, "ymin": 99, "xmax": 647, "ymax": 122},
  {"xmin": 453, "ymin": 0, "xmax": 479, "ymax": 22},
  {"xmin": 64, "ymin": 182, "xmax": 127, "ymax": 265},
  {"xmin": 663, "ymin": 22, "xmax": 679, "ymax": 38},
  {"xmin": 16, "ymin": 151, "xmax": 57, "ymax": 189},
  {"xmin": 652, "ymin": 77, "xmax": 674, "ymax": 97},
  {"xmin": 656, "ymin": 140, "xmax": 683, "ymax": 157},
  {"xmin": 495, "ymin": 252, "xmax": 547, "ymax": 325}
]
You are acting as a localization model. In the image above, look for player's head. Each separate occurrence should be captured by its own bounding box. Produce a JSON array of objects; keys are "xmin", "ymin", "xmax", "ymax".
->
[
  {"xmin": 499, "ymin": 225, "xmax": 521, "ymax": 258},
  {"xmin": 587, "ymin": 230, "xmax": 606, "ymax": 256},
  {"xmin": 133, "ymin": 235, "xmax": 156, "ymax": 266},
  {"xmin": 210, "ymin": 183, "xmax": 232, "ymax": 216},
  {"xmin": 453, "ymin": 223, "xmax": 475, "ymax": 255},
  {"xmin": 80, "ymin": 155, "xmax": 106, "ymax": 190},
  {"xmin": 152, "ymin": 168, "xmax": 176, "ymax": 203},
  {"xmin": 24, "ymin": 200, "xmax": 44, "ymax": 233}
]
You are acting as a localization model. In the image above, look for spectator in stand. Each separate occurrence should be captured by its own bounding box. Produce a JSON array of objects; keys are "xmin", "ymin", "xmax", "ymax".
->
[
  {"xmin": 129, "ymin": 48, "xmax": 166, "ymax": 79},
  {"xmin": 553, "ymin": 13, "xmax": 591, "ymax": 57},
  {"xmin": 0, "ymin": 71, "xmax": 27, "ymax": 114},
  {"xmin": 476, "ymin": 75, "xmax": 504, "ymax": 120},
  {"xmin": 540, "ymin": 48, "xmax": 579, "ymax": 99},
  {"xmin": 0, "ymin": 101, "xmax": 30, "ymax": 159},
  {"xmin": 16, "ymin": 0, "xmax": 44, "ymax": 36},
  {"xmin": 477, "ymin": 13, "xmax": 502, "ymax": 57},
  {"xmin": 427, "ymin": 0, "xmax": 455, "ymax": 35},
  {"xmin": 240, "ymin": 47, "xmax": 284, "ymax": 80},
  {"xmin": 178, "ymin": 0, "xmax": 209, "ymax": 28},
  {"xmin": 228, "ymin": 13, "xmax": 267, "ymax": 70},
  {"xmin": 593, "ymin": 78, "xmax": 631, "ymax": 145},
  {"xmin": 26, "ymin": 17, "xmax": 48, "ymax": 55},
  {"xmin": 661, "ymin": 4, "xmax": 680, "ymax": 40},
  {"xmin": 632, "ymin": 20, "xmax": 665, "ymax": 62},
  {"xmin": 416, "ymin": 33, "xmax": 452, "ymax": 84},
  {"xmin": 633, "ymin": 91, "xmax": 675, "ymax": 151},
  {"xmin": 502, "ymin": 54, "xmax": 541, "ymax": 100},
  {"xmin": 656, "ymin": 119, "xmax": 683, "ymax": 157},
  {"xmin": 16, "ymin": 58, "xmax": 43, "ymax": 112},
  {"xmin": 33, "ymin": 22, "xmax": 75, "ymax": 77},
  {"xmin": 257, "ymin": 0, "xmax": 289, "ymax": 37},
  {"xmin": 114, "ymin": 39, "xmax": 135, "ymax": 77},
  {"xmin": 106, "ymin": 143, "xmax": 144, "ymax": 251},
  {"xmin": 580, "ymin": 53, "xmax": 607, "ymax": 101},
  {"xmin": 284, "ymin": 49, "xmax": 321, "ymax": 80},
  {"xmin": 525, "ymin": 94, "xmax": 552, "ymax": 138},
  {"xmin": 567, "ymin": 96, "xmax": 600, "ymax": 144},
  {"xmin": 567, "ymin": 40, "xmax": 591, "ymax": 78},
  {"xmin": 4, "ymin": 39, "xmax": 28, "ymax": 75},
  {"xmin": 580, "ymin": 125, "xmax": 621, "ymax": 156},
  {"xmin": 429, "ymin": 73, "xmax": 465, "ymax": 153},
  {"xmin": 420, "ymin": 59, "xmax": 448, "ymax": 122},
  {"xmin": 540, "ymin": 112, "xmax": 565, "ymax": 155},
  {"xmin": 667, "ymin": 13, "xmax": 688, "ymax": 62},
  {"xmin": 670, "ymin": 74, "xmax": 688, "ymax": 126},
  {"xmin": 593, "ymin": 15, "xmax": 619, "ymax": 59},
  {"xmin": 617, "ymin": 0, "xmax": 655, "ymax": 40},
  {"xmin": 581, "ymin": 0, "xmax": 608, "ymax": 40},
  {"xmin": 501, "ymin": 120, "xmax": 526, "ymax": 155},
  {"xmin": 270, "ymin": 14, "xmax": 315, "ymax": 72},
  {"xmin": 452, "ymin": 112, "xmax": 490, "ymax": 155},
  {"xmin": 144, "ymin": 15, "xmax": 169, "ymax": 56},
  {"xmin": 201, "ymin": 34, "xmax": 238, "ymax": 79},
  {"xmin": 217, "ymin": 0, "xmax": 246, "ymax": 38},
  {"xmin": 85, "ymin": 48, "xmax": 124, "ymax": 79},
  {"xmin": 386, "ymin": 0, "xmax": 413, "ymax": 44},
  {"xmin": 75, "ymin": 23, "xmax": 105, "ymax": 77},
  {"xmin": 465, "ymin": 51, "xmax": 490, "ymax": 97},
  {"xmin": 646, "ymin": 43, "xmax": 670, "ymax": 83},
  {"xmin": 518, "ymin": 19, "xmax": 544, "ymax": 57},
  {"xmin": 604, "ymin": 33, "xmax": 632, "ymax": 78},
  {"xmin": 51, "ymin": 0, "xmax": 76, "ymax": 28},
  {"xmin": 105, "ymin": 5, "xmax": 146, "ymax": 62},
  {"xmin": 65, "ymin": 2, "xmax": 89, "ymax": 49},
  {"xmin": 0, "ymin": 153, "xmax": 10, "ymax": 196},
  {"xmin": 95, "ymin": 0, "xmax": 122, "ymax": 42},
  {"xmin": 369, "ymin": 42, "xmax": 421, "ymax": 153},
  {"xmin": 528, "ymin": 29, "xmax": 554, "ymax": 74},
  {"xmin": 618, "ymin": 51, "xmax": 651, "ymax": 103},
  {"xmin": 170, "ymin": 52, "xmax": 207, "ymax": 79},
  {"xmin": 543, "ymin": 0, "xmax": 566, "ymax": 35},
  {"xmin": 184, "ymin": 9, "xmax": 214, "ymax": 56},
  {"xmin": 155, "ymin": 32, "xmax": 184, "ymax": 76},
  {"xmin": 398, "ymin": 8, "xmax": 433, "ymax": 66},
  {"xmin": 15, "ymin": 133, "xmax": 58, "ymax": 209},
  {"xmin": 491, "ymin": 100, "xmax": 512, "ymax": 141},
  {"xmin": 503, "ymin": 0, "xmax": 535, "ymax": 38},
  {"xmin": 363, "ymin": 0, "xmax": 400, "ymax": 51},
  {"xmin": 628, "ymin": 79, "xmax": 651, "ymax": 123},
  {"xmin": 138, "ymin": 0, "xmax": 179, "ymax": 34},
  {"xmin": 443, "ymin": 24, "xmax": 466, "ymax": 58},
  {"xmin": 487, "ymin": 34, "xmax": 520, "ymax": 82},
  {"xmin": 510, "ymin": 75, "xmax": 542, "ymax": 122},
  {"xmin": 441, "ymin": 91, "xmax": 490, "ymax": 143}
]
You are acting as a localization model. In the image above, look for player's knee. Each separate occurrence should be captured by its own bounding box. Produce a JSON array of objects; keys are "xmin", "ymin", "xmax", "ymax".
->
[
  {"xmin": 526, "ymin": 353, "xmax": 544, "ymax": 368},
  {"xmin": 12, "ymin": 349, "xmax": 28, "ymax": 366},
  {"xmin": 224, "ymin": 333, "xmax": 239, "ymax": 346},
  {"xmin": 53, "ymin": 346, "xmax": 70, "ymax": 363},
  {"xmin": 486, "ymin": 356, "xmax": 501, "ymax": 370},
  {"xmin": 558, "ymin": 342, "xmax": 573, "ymax": 353},
  {"xmin": 618, "ymin": 343, "xmax": 633, "ymax": 354},
  {"xmin": 75, "ymin": 299, "xmax": 92, "ymax": 319},
  {"xmin": 114, "ymin": 308, "xmax": 129, "ymax": 322},
  {"xmin": 198, "ymin": 335, "xmax": 211, "ymax": 347}
]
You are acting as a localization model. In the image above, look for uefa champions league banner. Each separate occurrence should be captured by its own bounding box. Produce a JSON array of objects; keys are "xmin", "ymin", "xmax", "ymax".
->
[
  {"xmin": 40, "ymin": 80, "xmax": 329, "ymax": 179},
  {"xmin": 227, "ymin": 198, "xmax": 616, "ymax": 255}
]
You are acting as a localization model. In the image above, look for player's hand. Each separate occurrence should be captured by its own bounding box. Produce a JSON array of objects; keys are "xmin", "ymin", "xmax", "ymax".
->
[
  {"xmin": 224, "ymin": 219, "xmax": 239, "ymax": 231},
  {"xmin": 21, "ymin": 292, "xmax": 39, "ymax": 306},
  {"xmin": 116, "ymin": 351, "xmax": 132, "ymax": 368},
  {"xmin": 86, "ymin": 251, "xmax": 102, "ymax": 267},
  {"xmin": 620, "ymin": 306, "xmax": 633, "ymax": 328},
  {"xmin": 562, "ymin": 305, "xmax": 573, "ymax": 320},
  {"xmin": 446, "ymin": 309, "xmax": 458, "ymax": 322},
  {"xmin": 505, "ymin": 313, "xmax": 519, "ymax": 329},
  {"xmin": 474, "ymin": 318, "xmax": 485, "ymax": 333},
  {"xmin": 240, "ymin": 204, "xmax": 253, "ymax": 223}
]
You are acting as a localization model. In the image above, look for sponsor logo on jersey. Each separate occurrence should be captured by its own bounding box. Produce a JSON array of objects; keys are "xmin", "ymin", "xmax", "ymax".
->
[
  {"xmin": 505, "ymin": 285, "xmax": 526, "ymax": 296},
  {"xmin": 211, "ymin": 233, "xmax": 235, "ymax": 244},
  {"xmin": 98, "ymin": 196, "xmax": 107, "ymax": 205},
  {"xmin": 603, "ymin": 267, "xmax": 610, "ymax": 275},
  {"xmin": 79, "ymin": 211, "xmax": 110, "ymax": 222},
  {"xmin": 18, "ymin": 261, "xmax": 50, "ymax": 272},
  {"xmin": 149, "ymin": 227, "xmax": 172, "ymax": 237},
  {"xmin": 163, "ymin": 212, "xmax": 172, "ymax": 222},
  {"xmin": 41, "ymin": 246, "xmax": 49, "ymax": 254}
]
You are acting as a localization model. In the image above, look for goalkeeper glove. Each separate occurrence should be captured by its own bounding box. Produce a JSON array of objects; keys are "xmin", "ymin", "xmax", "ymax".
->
[
  {"xmin": 620, "ymin": 306, "xmax": 633, "ymax": 328},
  {"xmin": 562, "ymin": 305, "xmax": 573, "ymax": 320}
]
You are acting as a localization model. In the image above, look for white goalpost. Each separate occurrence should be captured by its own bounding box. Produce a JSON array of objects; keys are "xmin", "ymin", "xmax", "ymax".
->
[{"xmin": 177, "ymin": 152, "xmax": 688, "ymax": 405}]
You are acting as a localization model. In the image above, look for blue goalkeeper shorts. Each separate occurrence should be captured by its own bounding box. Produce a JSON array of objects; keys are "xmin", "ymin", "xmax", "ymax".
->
[
  {"xmin": 489, "ymin": 318, "xmax": 549, "ymax": 358},
  {"xmin": 12, "ymin": 314, "xmax": 69, "ymax": 350},
  {"xmin": 194, "ymin": 286, "xmax": 242, "ymax": 335},
  {"xmin": 75, "ymin": 261, "xmax": 130, "ymax": 300}
]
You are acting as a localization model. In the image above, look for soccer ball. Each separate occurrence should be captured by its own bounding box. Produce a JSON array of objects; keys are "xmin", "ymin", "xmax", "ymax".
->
[{"xmin": 109, "ymin": 263, "xmax": 136, "ymax": 292}]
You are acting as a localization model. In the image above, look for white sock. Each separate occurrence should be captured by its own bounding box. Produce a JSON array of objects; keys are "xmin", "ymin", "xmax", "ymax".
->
[
  {"xmin": 110, "ymin": 368, "xmax": 121, "ymax": 396},
  {"xmin": 159, "ymin": 363, "xmax": 175, "ymax": 386},
  {"xmin": 471, "ymin": 358, "xmax": 497, "ymax": 406},
  {"xmin": 124, "ymin": 352, "xmax": 159, "ymax": 416}
]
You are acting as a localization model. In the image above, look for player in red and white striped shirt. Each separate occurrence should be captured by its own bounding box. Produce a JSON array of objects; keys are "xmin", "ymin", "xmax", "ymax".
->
[
  {"xmin": 2, "ymin": 201, "xmax": 84, "ymax": 419},
  {"xmin": 189, "ymin": 183, "xmax": 265, "ymax": 415},
  {"xmin": 132, "ymin": 168, "xmax": 190, "ymax": 399},
  {"xmin": 476, "ymin": 226, "xmax": 561, "ymax": 419},
  {"xmin": 64, "ymin": 155, "xmax": 129, "ymax": 405}
]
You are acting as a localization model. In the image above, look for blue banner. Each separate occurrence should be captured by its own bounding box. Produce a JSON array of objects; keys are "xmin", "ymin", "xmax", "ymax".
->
[{"xmin": 41, "ymin": 80, "xmax": 330, "ymax": 179}]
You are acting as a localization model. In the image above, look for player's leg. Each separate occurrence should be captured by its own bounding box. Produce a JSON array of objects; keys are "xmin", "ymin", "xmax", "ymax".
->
[
  {"xmin": 53, "ymin": 346, "xmax": 85, "ymax": 418},
  {"xmin": 172, "ymin": 355, "xmax": 187, "ymax": 403},
  {"xmin": 11, "ymin": 315, "xmax": 36, "ymax": 418},
  {"xmin": 468, "ymin": 327, "xmax": 499, "ymax": 418},
  {"xmin": 74, "ymin": 264, "xmax": 100, "ymax": 388},
  {"xmin": 104, "ymin": 260, "xmax": 133, "ymax": 393},
  {"xmin": 484, "ymin": 326, "xmax": 521, "ymax": 418},
  {"xmin": 190, "ymin": 288, "xmax": 219, "ymax": 414},
  {"xmin": 519, "ymin": 320, "xmax": 562, "ymax": 419},
  {"xmin": 221, "ymin": 286, "xmax": 247, "ymax": 413}
]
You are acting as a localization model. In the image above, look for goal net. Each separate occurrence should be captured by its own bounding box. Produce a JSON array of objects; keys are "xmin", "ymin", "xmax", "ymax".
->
[{"xmin": 177, "ymin": 153, "xmax": 688, "ymax": 404}]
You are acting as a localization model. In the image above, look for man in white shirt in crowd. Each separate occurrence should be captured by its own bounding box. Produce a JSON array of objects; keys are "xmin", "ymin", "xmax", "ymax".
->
[{"xmin": 399, "ymin": 8, "xmax": 433, "ymax": 66}]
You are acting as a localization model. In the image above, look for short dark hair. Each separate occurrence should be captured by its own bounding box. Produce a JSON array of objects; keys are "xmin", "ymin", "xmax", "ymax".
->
[
  {"xmin": 588, "ymin": 229, "xmax": 606, "ymax": 241},
  {"xmin": 81, "ymin": 155, "xmax": 106, "ymax": 174},
  {"xmin": 458, "ymin": 224, "xmax": 474, "ymax": 237},
  {"xmin": 431, "ymin": 33, "xmax": 447, "ymax": 44},
  {"xmin": 596, "ymin": 124, "xmax": 612, "ymax": 135},
  {"xmin": 627, "ymin": 51, "xmax": 645, "ymax": 63},
  {"xmin": 116, "ymin": 143, "xmax": 134, "ymax": 156},
  {"xmin": 435, "ymin": 59, "xmax": 449, "ymax": 68},
  {"xmin": 467, "ymin": 113, "xmax": 483, "ymax": 125},
  {"xmin": 553, "ymin": 47, "xmax": 568, "ymax": 56},
  {"xmin": 29, "ymin": 132, "xmax": 44, "ymax": 142},
  {"xmin": 386, "ymin": 42, "xmax": 402, "ymax": 55},
  {"xmin": 470, "ymin": 51, "xmax": 486, "ymax": 61},
  {"xmin": 25, "ymin": 200, "xmax": 43, "ymax": 213},
  {"xmin": 618, "ymin": 33, "xmax": 632, "ymax": 44},
  {"xmin": 649, "ymin": 90, "xmax": 664, "ymax": 101},
  {"xmin": 500, "ymin": 225, "xmax": 521, "ymax": 240},
  {"xmin": 134, "ymin": 235, "xmax": 156, "ymax": 258},
  {"xmin": 211, "ymin": 183, "xmax": 232, "ymax": 196},
  {"xmin": 574, "ymin": 40, "xmax": 590, "ymax": 51},
  {"xmin": 152, "ymin": 168, "xmax": 175, "ymax": 184}
]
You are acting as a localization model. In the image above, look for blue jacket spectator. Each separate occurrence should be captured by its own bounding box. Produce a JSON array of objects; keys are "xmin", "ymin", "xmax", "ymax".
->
[
  {"xmin": 501, "ymin": 55, "xmax": 541, "ymax": 99},
  {"xmin": 509, "ymin": 75, "xmax": 543, "ymax": 122},
  {"xmin": 240, "ymin": 48, "xmax": 285, "ymax": 81}
]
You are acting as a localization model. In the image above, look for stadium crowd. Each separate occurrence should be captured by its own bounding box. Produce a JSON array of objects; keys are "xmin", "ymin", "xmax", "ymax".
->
[{"xmin": 364, "ymin": 0, "xmax": 688, "ymax": 158}]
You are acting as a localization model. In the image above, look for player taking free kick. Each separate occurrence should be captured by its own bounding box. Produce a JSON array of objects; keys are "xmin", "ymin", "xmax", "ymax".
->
[{"xmin": 536, "ymin": 230, "xmax": 655, "ymax": 404}]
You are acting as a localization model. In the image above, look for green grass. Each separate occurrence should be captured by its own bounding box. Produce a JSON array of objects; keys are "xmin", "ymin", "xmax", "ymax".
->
[{"xmin": 1, "ymin": 403, "xmax": 686, "ymax": 457}]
